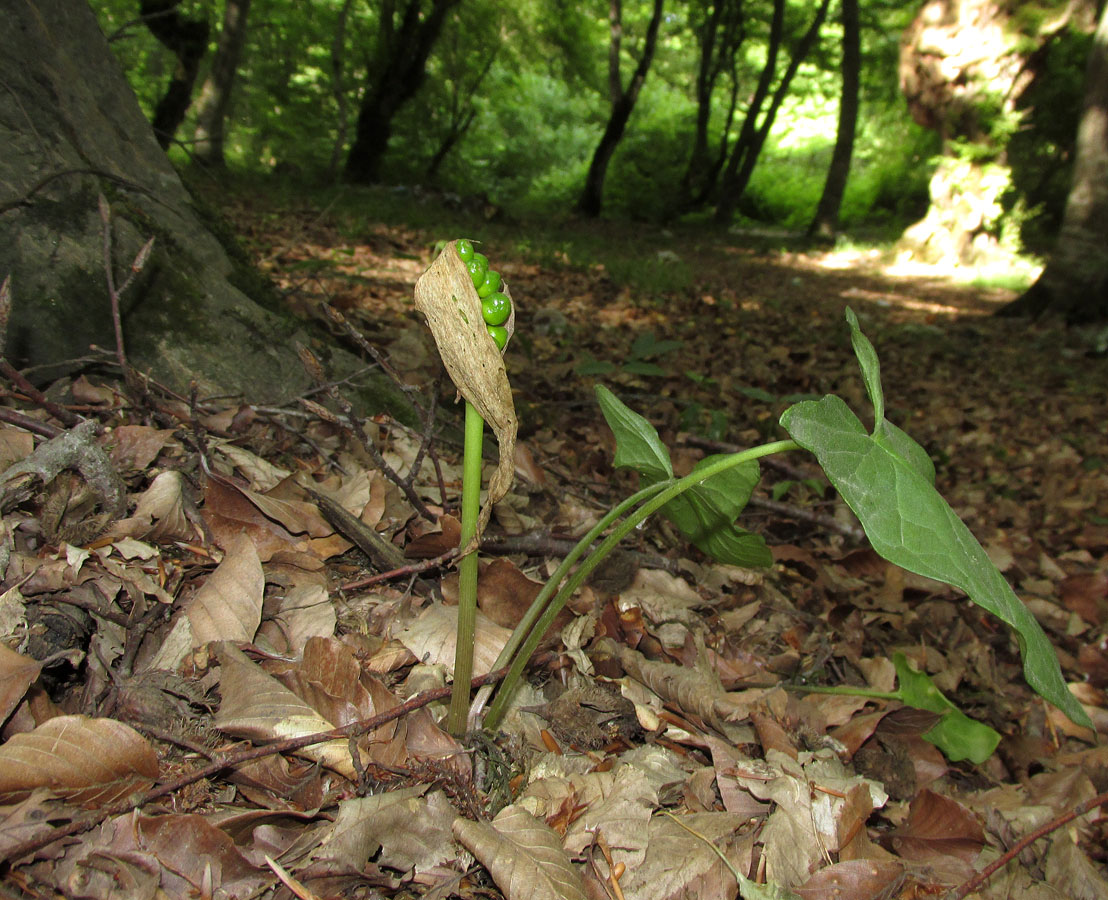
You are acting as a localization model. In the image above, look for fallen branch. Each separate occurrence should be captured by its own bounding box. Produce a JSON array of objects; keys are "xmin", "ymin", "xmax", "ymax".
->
[
  {"xmin": 947, "ymin": 789, "xmax": 1108, "ymax": 900},
  {"xmin": 0, "ymin": 665, "xmax": 510, "ymax": 866}
]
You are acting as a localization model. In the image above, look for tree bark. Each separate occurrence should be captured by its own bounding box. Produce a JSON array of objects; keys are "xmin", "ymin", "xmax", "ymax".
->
[
  {"xmin": 344, "ymin": 0, "xmax": 461, "ymax": 184},
  {"xmin": 576, "ymin": 0, "xmax": 666, "ymax": 218},
  {"xmin": 715, "ymin": 0, "xmax": 831, "ymax": 224},
  {"xmin": 0, "ymin": 0, "xmax": 413, "ymax": 421},
  {"xmin": 328, "ymin": 0, "xmax": 358, "ymax": 178},
  {"xmin": 1000, "ymin": 4, "xmax": 1108, "ymax": 324},
  {"xmin": 141, "ymin": 0, "xmax": 210, "ymax": 148},
  {"xmin": 807, "ymin": 0, "xmax": 859, "ymax": 240},
  {"xmin": 679, "ymin": 0, "xmax": 746, "ymax": 212},
  {"xmin": 192, "ymin": 0, "xmax": 253, "ymax": 167}
]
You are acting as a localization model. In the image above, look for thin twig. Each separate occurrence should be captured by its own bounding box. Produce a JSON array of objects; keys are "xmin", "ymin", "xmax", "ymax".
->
[
  {"xmin": 297, "ymin": 347, "xmax": 436, "ymax": 522},
  {"xmin": 340, "ymin": 546, "xmax": 461, "ymax": 591},
  {"xmin": 946, "ymin": 790, "xmax": 1108, "ymax": 900},
  {"xmin": 0, "ymin": 666, "xmax": 510, "ymax": 865},
  {"xmin": 322, "ymin": 303, "xmax": 426, "ymax": 411},
  {"xmin": 0, "ymin": 406, "xmax": 64, "ymax": 438},
  {"xmin": 0, "ymin": 360, "xmax": 81, "ymax": 429}
]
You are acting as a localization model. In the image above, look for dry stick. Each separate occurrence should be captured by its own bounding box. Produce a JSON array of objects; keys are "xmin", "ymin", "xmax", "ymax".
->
[
  {"xmin": 947, "ymin": 790, "xmax": 1108, "ymax": 900},
  {"xmin": 322, "ymin": 303, "xmax": 427, "ymax": 412},
  {"xmin": 340, "ymin": 546, "xmax": 460, "ymax": 591},
  {"xmin": 0, "ymin": 405, "xmax": 64, "ymax": 439},
  {"xmin": 319, "ymin": 305, "xmax": 448, "ymax": 515},
  {"xmin": 0, "ymin": 350, "xmax": 81, "ymax": 429},
  {"xmin": 296, "ymin": 348, "xmax": 436, "ymax": 523},
  {"xmin": 0, "ymin": 666, "xmax": 510, "ymax": 866}
]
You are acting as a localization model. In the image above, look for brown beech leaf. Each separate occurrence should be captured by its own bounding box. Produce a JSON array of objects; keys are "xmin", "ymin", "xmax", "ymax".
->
[
  {"xmin": 202, "ymin": 475, "xmax": 306, "ymax": 561},
  {"xmin": 474, "ymin": 558, "xmax": 544, "ymax": 629},
  {"xmin": 795, "ymin": 859, "xmax": 904, "ymax": 900},
  {"xmin": 892, "ymin": 788, "xmax": 985, "ymax": 863},
  {"xmin": 135, "ymin": 813, "xmax": 269, "ymax": 897},
  {"xmin": 187, "ymin": 530, "xmax": 264, "ymax": 645},
  {"xmin": 106, "ymin": 424, "xmax": 176, "ymax": 473},
  {"xmin": 453, "ymin": 804, "xmax": 588, "ymax": 900},
  {"xmin": 214, "ymin": 643, "xmax": 356, "ymax": 779},
  {"xmin": 0, "ymin": 715, "xmax": 159, "ymax": 805},
  {"xmin": 414, "ymin": 241, "xmax": 517, "ymax": 538},
  {"xmin": 397, "ymin": 602, "xmax": 511, "ymax": 677},
  {"xmin": 0, "ymin": 643, "xmax": 41, "ymax": 723}
]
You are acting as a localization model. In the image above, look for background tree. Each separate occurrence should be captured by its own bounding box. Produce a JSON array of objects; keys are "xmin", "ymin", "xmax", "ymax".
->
[
  {"xmin": 328, "ymin": 0, "xmax": 358, "ymax": 177},
  {"xmin": 807, "ymin": 0, "xmax": 859, "ymax": 239},
  {"xmin": 714, "ymin": 0, "xmax": 832, "ymax": 224},
  {"xmin": 140, "ymin": 0, "xmax": 210, "ymax": 148},
  {"xmin": 192, "ymin": 0, "xmax": 253, "ymax": 167},
  {"xmin": 677, "ymin": 0, "xmax": 747, "ymax": 212},
  {"xmin": 1001, "ymin": 3, "xmax": 1108, "ymax": 324},
  {"xmin": 576, "ymin": 0, "xmax": 667, "ymax": 217},
  {"xmin": 345, "ymin": 0, "xmax": 461, "ymax": 183}
]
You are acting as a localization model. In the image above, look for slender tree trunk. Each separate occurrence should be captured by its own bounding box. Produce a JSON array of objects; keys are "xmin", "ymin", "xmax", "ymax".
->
[
  {"xmin": 807, "ymin": 0, "xmax": 860, "ymax": 239},
  {"xmin": 715, "ymin": 0, "xmax": 831, "ymax": 224},
  {"xmin": 141, "ymin": 0, "xmax": 210, "ymax": 149},
  {"xmin": 192, "ymin": 0, "xmax": 252, "ymax": 167},
  {"xmin": 712, "ymin": 0, "xmax": 784, "ymax": 222},
  {"xmin": 328, "ymin": 0, "xmax": 357, "ymax": 179},
  {"xmin": 345, "ymin": 0, "xmax": 460, "ymax": 184},
  {"xmin": 1000, "ymin": 3, "xmax": 1108, "ymax": 324},
  {"xmin": 679, "ymin": 0, "xmax": 746, "ymax": 212},
  {"xmin": 576, "ymin": 0, "xmax": 666, "ymax": 218}
]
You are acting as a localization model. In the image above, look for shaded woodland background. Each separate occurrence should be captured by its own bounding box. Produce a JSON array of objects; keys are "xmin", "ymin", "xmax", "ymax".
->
[{"xmin": 91, "ymin": 0, "xmax": 1107, "ymax": 322}]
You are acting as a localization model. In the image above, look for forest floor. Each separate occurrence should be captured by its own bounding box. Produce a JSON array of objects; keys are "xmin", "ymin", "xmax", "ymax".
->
[{"xmin": 1, "ymin": 181, "xmax": 1107, "ymax": 900}]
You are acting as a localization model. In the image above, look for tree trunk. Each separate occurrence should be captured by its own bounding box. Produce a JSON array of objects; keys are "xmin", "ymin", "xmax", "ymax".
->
[
  {"xmin": 715, "ymin": 0, "xmax": 831, "ymax": 224},
  {"xmin": 576, "ymin": 0, "xmax": 666, "ymax": 218},
  {"xmin": 678, "ymin": 0, "xmax": 746, "ymax": 212},
  {"xmin": 328, "ymin": 0, "xmax": 358, "ymax": 178},
  {"xmin": 345, "ymin": 0, "xmax": 460, "ymax": 184},
  {"xmin": 141, "ymin": 0, "xmax": 210, "ymax": 148},
  {"xmin": 192, "ymin": 0, "xmax": 253, "ymax": 167},
  {"xmin": 1000, "ymin": 4, "xmax": 1108, "ymax": 324},
  {"xmin": 807, "ymin": 0, "xmax": 859, "ymax": 240},
  {"xmin": 0, "ymin": 0, "xmax": 413, "ymax": 422},
  {"xmin": 894, "ymin": 0, "xmax": 1054, "ymax": 267}
]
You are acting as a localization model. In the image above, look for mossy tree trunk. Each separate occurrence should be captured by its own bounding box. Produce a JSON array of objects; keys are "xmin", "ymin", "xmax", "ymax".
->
[
  {"xmin": 141, "ymin": 0, "xmax": 210, "ymax": 149},
  {"xmin": 714, "ymin": 0, "xmax": 831, "ymax": 225},
  {"xmin": 0, "ymin": 0, "xmax": 413, "ymax": 422},
  {"xmin": 344, "ymin": 0, "xmax": 460, "ymax": 184},
  {"xmin": 1000, "ymin": 4, "xmax": 1108, "ymax": 324}
]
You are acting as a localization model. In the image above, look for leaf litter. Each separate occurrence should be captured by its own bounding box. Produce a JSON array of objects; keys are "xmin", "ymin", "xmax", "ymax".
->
[{"xmin": 0, "ymin": 191, "xmax": 1107, "ymax": 900}]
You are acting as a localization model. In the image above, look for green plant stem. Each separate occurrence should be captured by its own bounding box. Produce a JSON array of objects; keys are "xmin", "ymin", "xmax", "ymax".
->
[
  {"xmin": 483, "ymin": 439, "xmax": 800, "ymax": 730},
  {"xmin": 468, "ymin": 480, "xmax": 672, "ymax": 723},
  {"xmin": 447, "ymin": 400, "xmax": 486, "ymax": 736},
  {"xmin": 778, "ymin": 683, "xmax": 899, "ymax": 701}
]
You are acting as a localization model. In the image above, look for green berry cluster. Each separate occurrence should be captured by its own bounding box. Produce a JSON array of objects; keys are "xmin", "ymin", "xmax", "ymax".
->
[{"xmin": 456, "ymin": 239, "xmax": 511, "ymax": 350}]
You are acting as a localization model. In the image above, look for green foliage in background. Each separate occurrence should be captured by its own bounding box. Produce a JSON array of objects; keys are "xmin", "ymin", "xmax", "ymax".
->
[{"xmin": 92, "ymin": 0, "xmax": 1089, "ymax": 236}]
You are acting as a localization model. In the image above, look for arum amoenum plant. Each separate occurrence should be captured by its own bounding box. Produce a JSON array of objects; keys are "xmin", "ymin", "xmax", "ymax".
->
[
  {"xmin": 414, "ymin": 240, "xmax": 517, "ymax": 736},
  {"xmin": 416, "ymin": 241, "xmax": 1090, "ymax": 753},
  {"xmin": 477, "ymin": 308, "xmax": 1090, "ymax": 757}
]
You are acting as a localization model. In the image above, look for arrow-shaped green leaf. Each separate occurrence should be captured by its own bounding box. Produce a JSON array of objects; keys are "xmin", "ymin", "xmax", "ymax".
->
[{"xmin": 780, "ymin": 393, "xmax": 1088, "ymax": 729}]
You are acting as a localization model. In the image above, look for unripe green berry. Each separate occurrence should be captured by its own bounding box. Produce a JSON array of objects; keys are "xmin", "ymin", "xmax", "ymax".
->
[
  {"xmin": 466, "ymin": 257, "xmax": 487, "ymax": 287},
  {"xmin": 486, "ymin": 325, "xmax": 508, "ymax": 349},
  {"xmin": 481, "ymin": 291, "xmax": 511, "ymax": 326},
  {"xmin": 456, "ymin": 239, "xmax": 474, "ymax": 262},
  {"xmin": 476, "ymin": 269, "xmax": 501, "ymax": 298}
]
